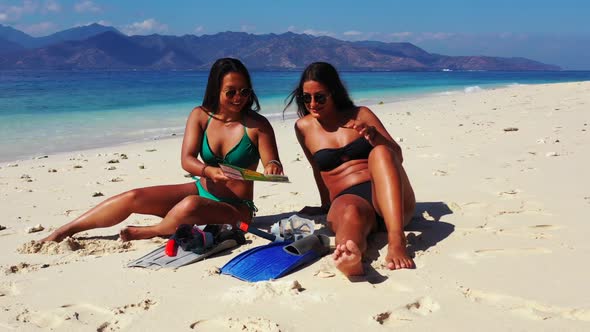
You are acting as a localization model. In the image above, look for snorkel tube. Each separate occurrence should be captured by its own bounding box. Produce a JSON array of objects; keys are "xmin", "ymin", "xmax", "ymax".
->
[{"xmin": 236, "ymin": 221, "xmax": 284, "ymax": 242}]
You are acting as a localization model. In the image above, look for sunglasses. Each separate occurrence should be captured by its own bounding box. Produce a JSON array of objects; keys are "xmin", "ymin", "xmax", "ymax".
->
[
  {"xmin": 224, "ymin": 88, "xmax": 252, "ymax": 98},
  {"xmin": 300, "ymin": 93, "xmax": 329, "ymax": 105}
]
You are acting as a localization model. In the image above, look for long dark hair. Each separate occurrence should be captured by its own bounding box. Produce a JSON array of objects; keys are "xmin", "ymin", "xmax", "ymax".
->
[
  {"xmin": 284, "ymin": 62, "xmax": 355, "ymax": 118},
  {"xmin": 202, "ymin": 58, "xmax": 260, "ymax": 113}
]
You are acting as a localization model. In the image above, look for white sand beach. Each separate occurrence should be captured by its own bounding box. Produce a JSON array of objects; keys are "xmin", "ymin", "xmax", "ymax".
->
[{"xmin": 1, "ymin": 81, "xmax": 589, "ymax": 331}]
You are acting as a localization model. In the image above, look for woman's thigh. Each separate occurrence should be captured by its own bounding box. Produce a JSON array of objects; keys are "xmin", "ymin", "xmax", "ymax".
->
[
  {"xmin": 369, "ymin": 159, "xmax": 416, "ymax": 226},
  {"xmin": 172, "ymin": 194, "xmax": 253, "ymax": 223},
  {"xmin": 130, "ymin": 182, "xmax": 198, "ymax": 217}
]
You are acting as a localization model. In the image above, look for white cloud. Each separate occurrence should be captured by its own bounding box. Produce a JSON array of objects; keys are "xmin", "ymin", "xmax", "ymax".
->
[
  {"xmin": 19, "ymin": 21, "xmax": 57, "ymax": 36},
  {"xmin": 390, "ymin": 32, "xmax": 413, "ymax": 40},
  {"xmin": 284, "ymin": 26, "xmax": 335, "ymax": 37},
  {"xmin": 122, "ymin": 19, "xmax": 168, "ymax": 36},
  {"xmin": 75, "ymin": 0, "xmax": 100, "ymax": 13},
  {"xmin": 194, "ymin": 25, "xmax": 204, "ymax": 34},
  {"xmin": 343, "ymin": 30, "xmax": 362, "ymax": 36},
  {"xmin": 240, "ymin": 25, "xmax": 256, "ymax": 33},
  {"xmin": 0, "ymin": 0, "xmax": 38, "ymax": 22},
  {"xmin": 302, "ymin": 29, "xmax": 336, "ymax": 37},
  {"xmin": 96, "ymin": 20, "xmax": 111, "ymax": 26},
  {"xmin": 419, "ymin": 32, "xmax": 456, "ymax": 41},
  {"xmin": 44, "ymin": 0, "xmax": 61, "ymax": 13},
  {"xmin": 383, "ymin": 32, "xmax": 457, "ymax": 43}
]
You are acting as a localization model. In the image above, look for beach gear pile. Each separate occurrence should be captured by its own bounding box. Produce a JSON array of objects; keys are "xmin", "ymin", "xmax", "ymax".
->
[{"xmin": 128, "ymin": 216, "xmax": 330, "ymax": 281}]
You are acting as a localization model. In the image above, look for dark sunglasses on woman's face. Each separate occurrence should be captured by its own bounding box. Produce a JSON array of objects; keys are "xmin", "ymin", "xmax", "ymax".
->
[
  {"xmin": 225, "ymin": 88, "xmax": 252, "ymax": 98},
  {"xmin": 300, "ymin": 93, "xmax": 329, "ymax": 105}
]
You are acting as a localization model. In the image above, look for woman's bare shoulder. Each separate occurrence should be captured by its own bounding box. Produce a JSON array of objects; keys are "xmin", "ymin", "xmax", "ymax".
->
[
  {"xmin": 245, "ymin": 110, "xmax": 273, "ymax": 131},
  {"xmin": 355, "ymin": 106, "xmax": 381, "ymax": 121},
  {"xmin": 295, "ymin": 114, "xmax": 315, "ymax": 131},
  {"xmin": 356, "ymin": 105, "xmax": 374, "ymax": 116},
  {"xmin": 190, "ymin": 106, "xmax": 209, "ymax": 117},
  {"xmin": 186, "ymin": 106, "xmax": 212, "ymax": 130}
]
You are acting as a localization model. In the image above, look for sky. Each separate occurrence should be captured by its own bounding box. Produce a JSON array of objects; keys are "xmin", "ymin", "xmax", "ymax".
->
[{"xmin": 1, "ymin": 0, "xmax": 589, "ymax": 69}]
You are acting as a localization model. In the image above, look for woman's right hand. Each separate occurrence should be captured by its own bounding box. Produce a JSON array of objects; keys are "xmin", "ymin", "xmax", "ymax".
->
[
  {"xmin": 204, "ymin": 166, "xmax": 230, "ymax": 183},
  {"xmin": 298, "ymin": 205, "xmax": 329, "ymax": 216}
]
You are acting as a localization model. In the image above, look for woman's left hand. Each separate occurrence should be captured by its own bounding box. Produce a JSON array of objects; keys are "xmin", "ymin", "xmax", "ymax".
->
[
  {"xmin": 264, "ymin": 160, "xmax": 283, "ymax": 175},
  {"xmin": 352, "ymin": 121, "xmax": 378, "ymax": 146}
]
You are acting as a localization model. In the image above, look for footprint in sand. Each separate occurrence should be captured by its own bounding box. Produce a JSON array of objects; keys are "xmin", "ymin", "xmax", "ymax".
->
[
  {"xmin": 491, "ymin": 199, "xmax": 552, "ymax": 219},
  {"xmin": 452, "ymin": 247, "xmax": 551, "ymax": 264},
  {"xmin": 491, "ymin": 224, "xmax": 562, "ymax": 240},
  {"xmin": 460, "ymin": 286, "xmax": 590, "ymax": 321},
  {"xmin": 14, "ymin": 303, "xmax": 113, "ymax": 330},
  {"xmin": 98, "ymin": 299, "xmax": 156, "ymax": 331},
  {"xmin": 455, "ymin": 202, "xmax": 490, "ymax": 217},
  {"xmin": 372, "ymin": 296, "xmax": 440, "ymax": 325},
  {"xmin": 474, "ymin": 248, "xmax": 552, "ymax": 255},
  {"xmin": 459, "ymin": 222, "xmax": 561, "ymax": 238},
  {"xmin": 529, "ymin": 224, "xmax": 560, "ymax": 230},
  {"xmin": 12, "ymin": 299, "xmax": 155, "ymax": 331},
  {"xmin": 221, "ymin": 280, "xmax": 312, "ymax": 305},
  {"xmin": 0, "ymin": 281, "xmax": 21, "ymax": 297},
  {"xmin": 498, "ymin": 189, "xmax": 521, "ymax": 198},
  {"xmin": 448, "ymin": 201, "xmax": 462, "ymax": 213},
  {"xmin": 190, "ymin": 316, "xmax": 281, "ymax": 331}
]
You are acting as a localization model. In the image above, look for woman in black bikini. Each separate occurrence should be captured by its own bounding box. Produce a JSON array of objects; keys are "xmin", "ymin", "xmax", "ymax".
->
[
  {"xmin": 41, "ymin": 58, "xmax": 283, "ymax": 243},
  {"xmin": 286, "ymin": 62, "xmax": 415, "ymax": 276}
]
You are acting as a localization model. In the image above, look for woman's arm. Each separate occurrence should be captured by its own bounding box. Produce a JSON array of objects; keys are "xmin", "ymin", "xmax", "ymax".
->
[
  {"xmin": 295, "ymin": 120, "xmax": 331, "ymax": 213},
  {"xmin": 180, "ymin": 107, "xmax": 210, "ymax": 176},
  {"xmin": 254, "ymin": 114, "xmax": 283, "ymax": 175},
  {"xmin": 354, "ymin": 106, "xmax": 403, "ymax": 163}
]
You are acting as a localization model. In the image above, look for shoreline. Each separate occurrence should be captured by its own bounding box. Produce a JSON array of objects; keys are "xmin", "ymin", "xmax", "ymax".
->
[{"xmin": 1, "ymin": 81, "xmax": 568, "ymax": 164}]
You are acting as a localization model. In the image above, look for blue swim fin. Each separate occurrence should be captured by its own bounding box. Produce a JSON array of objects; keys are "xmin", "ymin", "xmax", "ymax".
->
[{"xmin": 221, "ymin": 234, "xmax": 330, "ymax": 282}]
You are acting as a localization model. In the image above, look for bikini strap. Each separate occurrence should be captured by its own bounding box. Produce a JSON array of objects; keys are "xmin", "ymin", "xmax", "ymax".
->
[
  {"xmin": 204, "ymin": 112, "xmax": 213, "ymax": 131},
  {"xmin": 241, "ymin": 113, "xmax": 248, "ymax": 134}
]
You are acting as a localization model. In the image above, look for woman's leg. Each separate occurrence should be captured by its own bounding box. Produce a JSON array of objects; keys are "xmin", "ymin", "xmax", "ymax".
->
[
  {"xmin": 120, "ymin": 195, "xmax": 252, "ymax": 241},
  {"xmin": 41, "ymin": 182, "xmax": 198, "ymax": 242},
  {"xmin": 327, "ymin": 195, "xmax": 377, "ymax": 276},
  {"xmin": 369, "ymin": 145, "xmax": 416, "ymax": 270}
]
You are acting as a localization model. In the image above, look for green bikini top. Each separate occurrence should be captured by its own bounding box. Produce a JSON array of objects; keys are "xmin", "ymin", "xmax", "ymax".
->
[{"xmin": 201, "ymin": 115, "xmax": 260, "ymax": 168}]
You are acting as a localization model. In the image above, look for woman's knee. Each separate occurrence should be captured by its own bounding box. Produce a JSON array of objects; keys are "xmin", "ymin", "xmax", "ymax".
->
[
  {"xmin": 337, "ymin": 203, "xmax": 374, "ymax": 228},
  {"xmin": 118, "ymin": 188, "xmax": 144, "ymax": 208},
  {"xmin": 340, "ymin": 204, "xmax": 362, "ymax": 220},
  {"xmin": 368, "ymin": 145, "xmax": 401, "ymax": 166},
  {"xmin": 173, "ymin": 195, "xmax": 205, "ymax": 215}
]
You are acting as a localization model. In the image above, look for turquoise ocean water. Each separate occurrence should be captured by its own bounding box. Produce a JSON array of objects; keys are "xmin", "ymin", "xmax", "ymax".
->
[{"xmin": 1, "ymin": 70, "xmax": 590, "ymax": 162}]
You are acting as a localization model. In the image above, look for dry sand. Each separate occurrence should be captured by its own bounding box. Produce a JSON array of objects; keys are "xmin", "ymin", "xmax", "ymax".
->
[{"xmin": 1, "ymin": 81, "xmax": 589, "ymax": 331}]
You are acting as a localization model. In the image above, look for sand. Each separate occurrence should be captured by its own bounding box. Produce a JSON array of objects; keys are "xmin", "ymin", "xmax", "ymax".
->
[{"xmin": 1, "ymin": 81, "xmax": 589, "ymax": 331}]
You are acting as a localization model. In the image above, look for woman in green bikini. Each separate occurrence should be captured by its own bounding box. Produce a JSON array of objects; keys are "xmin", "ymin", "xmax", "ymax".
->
[{"xmin": 41, "ymin": 58, "xmax": 283, "ymax": 243}]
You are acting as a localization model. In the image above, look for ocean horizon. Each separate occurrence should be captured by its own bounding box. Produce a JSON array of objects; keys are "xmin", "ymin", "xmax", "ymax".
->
[{"xmin": 2, "ymin": 70, "xmax": 590, "ymax": 163}]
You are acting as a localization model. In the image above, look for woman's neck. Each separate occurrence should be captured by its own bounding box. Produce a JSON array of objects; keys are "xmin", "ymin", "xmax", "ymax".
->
[
  {"xmin": 214, "ymin": 109, "xmax": 243, "ymax": 123},
  {"xmin": 315, "ymin": 111, "xmax": 352, "ymax": 132}
]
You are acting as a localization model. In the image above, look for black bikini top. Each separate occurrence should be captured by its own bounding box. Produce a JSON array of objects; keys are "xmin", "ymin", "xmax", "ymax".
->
[{"xmin": 312, "ymin": 137, "xmax": 373, "ymax": 172}]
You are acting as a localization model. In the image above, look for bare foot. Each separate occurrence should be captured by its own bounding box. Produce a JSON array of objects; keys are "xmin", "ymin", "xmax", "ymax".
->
[
  {"xmin": 40, "ymin": 231, "xmax": 67, "ymax": 243},
  {"xmin": 120, "ymin": 225, "xmax": 166, "ymax": 241},
  {"xmin": 384, "ymin": 236, "xmax": 415, "ymax": 270},
  {"xmin": 120, "ymin": 226, "xmax": 142, "ymax": 241},
  {"xmin": 332, "ymin": 240, "xmax": 364, "ymax": 276}
]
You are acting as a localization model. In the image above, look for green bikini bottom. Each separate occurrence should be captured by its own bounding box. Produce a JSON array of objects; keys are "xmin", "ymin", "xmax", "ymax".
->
[{"xmin": 195, "ymin": 179, "xmax": 258, "ymax": 217}]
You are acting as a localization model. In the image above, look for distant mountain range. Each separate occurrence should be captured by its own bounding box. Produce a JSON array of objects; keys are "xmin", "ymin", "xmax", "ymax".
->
[{"xmin": 0, "ymin": 24, "xmax": 561, "ymax": 71}]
